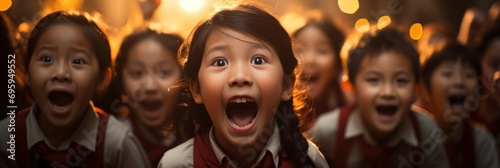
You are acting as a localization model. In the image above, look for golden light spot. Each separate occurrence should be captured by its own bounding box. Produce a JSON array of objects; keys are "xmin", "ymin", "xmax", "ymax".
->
[
  {"xmin": 179, "ymin": 0, "xmax": 205, "ymax": 12},
  {"xmin": 338, "ymin": 0, "xmax": 359, "ymax": 14},
  {"xmin": 355, "ymin": 18, "xmax": 370, "ymax": 32},
  {"xmin": 409, "ymin": 23, "xmax": 423, "ymax": 40},
  {"xmin": 377, "ymin": 15, "xmax": 391, "ymax": 29},
  {"xmin": 0, "ymin": 0, "xmax": 12, "ymax": 11}
]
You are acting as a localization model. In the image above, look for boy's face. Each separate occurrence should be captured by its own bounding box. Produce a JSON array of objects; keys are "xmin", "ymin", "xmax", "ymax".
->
[
  {"xmin": 353, "ymin": 51, "xmax": 416, "ymax": 137},
  {"xmin": 295, "ymin": 26, "xmax": 339, "ymax": 100},
  {"xmin": 190, "ymin": 27, "xmax": 292, "ymax": 147},
  {"xmin": 428, "ymin": 60, "xmax": 477, "ymax": 126},
  {"xmin": 122, "ymin": 38, "xmax": 181, "ymax": 128},
  {"xmin": 28, "ymin": 24, "xmax": 101, "ymax": 127},
  {"xmin": 481, "ymin": 39, "xmax": 500, "ymax": 108}
]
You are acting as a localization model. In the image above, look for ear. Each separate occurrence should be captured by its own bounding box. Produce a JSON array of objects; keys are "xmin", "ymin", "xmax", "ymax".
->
[
  {"xmin": 189, "ymin": 79, "xmax": 204, "ymax": 104},
  {"xmin": 281, "ymin": 74, "xmax": 294, "ymax": 101}
]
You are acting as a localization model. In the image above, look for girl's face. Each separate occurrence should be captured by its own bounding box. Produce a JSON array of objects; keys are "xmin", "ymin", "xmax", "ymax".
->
[
  {"xmin": 122, "ymin": 38, "xmax": 181, "ymax": 128},
  {"xmin": 428, "ymin": 60, "xmax": 478, "ymax": 128},
  {"xmin": 481, "ymin": 39, "xmax": 500, "ymax": 108},
  {"xmin": 190, "ymin": 27, "xmax": 292, "ymax": 147},
  {"xmin": 295, "ymin": 26, "xmax": 339, "ymax": 100},
  {"xmin": 28, "ymin": 24, "xmax": 102, "ymax": 127},
  {"xmin": 353, "ymin": 51, "xmax": 416, "ymax": 138}
]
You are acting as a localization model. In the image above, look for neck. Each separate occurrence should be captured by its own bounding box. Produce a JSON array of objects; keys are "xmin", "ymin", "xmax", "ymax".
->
[
  {"xmin": 37, "ymin": 107, "xmax": 87, "ymax": 147},
  {"xmin": 214, "ymin": 124, "xmax": 274, "ymax": 167},
  {"xmin": 313, "ymin": 87, "xmax": 339, "ymax": 115},
  {"xmin": 134, "ymin": 118, "xmax": 166, "ymax": 144}
]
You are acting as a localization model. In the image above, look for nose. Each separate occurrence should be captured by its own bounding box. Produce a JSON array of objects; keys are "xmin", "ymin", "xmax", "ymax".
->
[
  {"xmin": 51, "ymin": 61, "xmax": 71, "ymax": 82},
  {"xmin": 142, "ymin": 72, "xmax": 159, "ymax": 94},
  {"xmin": 452, "ymin": 73, "xmax": 466, "ymax": 88},
  {"xmin": 380, "ymin": 82, "xmax": 396, "ymax": 100},
  {"xmin": 228, "ymin": 63, "xmax": 253, "ymax": 87}
]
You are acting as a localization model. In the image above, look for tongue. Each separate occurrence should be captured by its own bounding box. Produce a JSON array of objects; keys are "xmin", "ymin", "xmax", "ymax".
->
[{"xmin": 228, "ymin": 109, "xmax": 256, "ymax": 127}]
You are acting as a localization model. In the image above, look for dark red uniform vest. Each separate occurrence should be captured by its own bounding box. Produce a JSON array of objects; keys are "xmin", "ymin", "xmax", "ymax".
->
[
  {"xmin": 334, "ymin": 106, "xmax": 423, "ymax": 168},
  {"xmin": 192, "ymin": 128, "xmax": 297, "ymax": 168},
  {"xmin": 15, "ymin": 107, "xmax": 109, "ymax": 168}
]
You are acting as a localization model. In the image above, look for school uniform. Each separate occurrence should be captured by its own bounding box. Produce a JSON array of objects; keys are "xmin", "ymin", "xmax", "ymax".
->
[
  {"xmin": 412, "ymin": 105, "xmax": 500, "ymax": 168},
  {"xmin": 157, "ymin": 122, "xmax": 329, "ymax": 168},
  {"xmin": 309, "ymin": 106, "xmax": 450, "ymax": 168},
  {"xmin": 121, "ymin": 118, "xmax": 179, "ymax": 168},
  {"xmin": 0, "ymin": 104, "xmax": 150, "ymax": 168}
]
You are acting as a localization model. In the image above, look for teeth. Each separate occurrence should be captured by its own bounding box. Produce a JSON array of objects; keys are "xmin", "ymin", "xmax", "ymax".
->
[
  {"xmin": 229, "ymin": 118, "xmax": 255, "ymax": 128},
  {"xmin": 52, "ymin": 104, "xmax": 70, "ymax": 111},
  {"xmin": 229, "ymin": 98, "xmax": 254, "ymax": 103}
]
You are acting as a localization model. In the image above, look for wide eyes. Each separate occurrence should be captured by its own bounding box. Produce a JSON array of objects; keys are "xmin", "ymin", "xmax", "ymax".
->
[
  {"xmin": 39, "ymin": 56, "xmax": 86, "ymax": 65},
  {"xmin": 40, "ymin": 56, "xmax": 54, "ymax": 63},
  {"xmin": 210, "ymin": 56, "xmax": 267, "ymax": 67},
  {"xmin": 211, "ymin": 58, "xmax": 228, "ymax": 67},
  {"xmin": 251, "ymin": 56, "xmax": 266, "ymax": 65}
]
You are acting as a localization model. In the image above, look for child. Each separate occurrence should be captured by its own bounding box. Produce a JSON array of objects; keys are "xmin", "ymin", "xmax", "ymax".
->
[
  {"xmin": 158, "ymin": 3, "xmax": 328, "ymax": 168},
  {"xmin": 292, "ymin": 11, "xmax": 349, "ymax": 118},
  {"xmin": 309, "ymin": 27, "xmax": 450, "ymax": 167},
  {"xmin": 0, "ymin": 11, "xmax": 150, "ymax": 167},
  {"xmin": 472, "ymin": 22, "xmax": 500, "ymax": 159},
  {"xmin": 100, "ymin": 28, "xmax": 194, "ymax": 167},
  {"xmin": 417, "ymin": 40, "xmax": 499, "ymax": 168}
]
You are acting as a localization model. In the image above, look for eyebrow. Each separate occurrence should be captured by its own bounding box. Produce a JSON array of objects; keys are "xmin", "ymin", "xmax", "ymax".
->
[
  {"xmin": 71, "ymin": 45, "xmax": 92, "ymax": 56},
  {"xmin": 35, "ymin": 45, "xmax": 57, "ymax": 54}
]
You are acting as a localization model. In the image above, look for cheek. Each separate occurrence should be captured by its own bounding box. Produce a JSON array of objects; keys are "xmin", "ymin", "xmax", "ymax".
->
[{"xmin": 122, "ymin": 77, "xmax": 140, "ymax": 97}]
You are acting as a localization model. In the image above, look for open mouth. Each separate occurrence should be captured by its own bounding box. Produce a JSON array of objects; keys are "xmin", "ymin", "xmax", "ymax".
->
[
  {"xmin": 226, "ymin": 97, "xmax": 258, "ymax": 129},
  {"xmin": 48, "ymin": 91, "xmax": 74, "ymax": 112},
  {"xmin": 448, "ymin": 95, "xmax": 465, "ymax": 113},
  {"xmin": 140, "ymin": 100, "xmax": 162, "ymax": 111},
  {"xmin": 376, "ymin": 105, "xmax": 398, "ymax": 116}
]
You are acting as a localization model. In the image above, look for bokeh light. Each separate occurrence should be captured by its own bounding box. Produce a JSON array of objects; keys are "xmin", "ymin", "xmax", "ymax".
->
[
  {"xmin": 338, "ymin": 0, "xmax": 359, "ymax": 14},
  {"xmin": 179, "ymin": 0, "xmax": 205, "ymax": 12},
  {"xmin": 0, "ymin": 0, "xmax": 12, "ymax": 11},
  {"xmin": 410, "ymin": 23, "xmax": 423, "ymax": 40},
  {"xmin": 377, "ymin": 15, "xmax": 391, "ymax": 29},
  {"xmin": 355, "ymin": 18, "xmax": 370, "ymax": 32}
]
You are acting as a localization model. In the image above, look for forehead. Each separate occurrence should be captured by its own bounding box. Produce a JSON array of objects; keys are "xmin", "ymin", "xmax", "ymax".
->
[
  {"xmin": 126, "ymin": 38, "xmax": 176, "ymax": 65},
  {"xmin": 37, "ymin": 24, "xmax": 90, "ymax": 47},
  {"xmin": 204, "ymin": 27, "xmax": 275, "ymax": 54},
  {"xmin": 358, "ymin": 51, "xmax": 413, "ymax": 74},
  {"xmin": 295, "ymin": 26, "xmax": 330, "ymax": 44}
]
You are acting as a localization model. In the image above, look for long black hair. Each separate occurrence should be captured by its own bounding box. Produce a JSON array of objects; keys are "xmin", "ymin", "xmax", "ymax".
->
[{"xmin": 180, "ymin": 3, "xmax": 314, "ymax": 167}]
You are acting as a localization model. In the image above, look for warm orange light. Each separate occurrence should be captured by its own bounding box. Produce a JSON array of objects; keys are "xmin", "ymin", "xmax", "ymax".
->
[
  {"xmin": 410, "ymin": 23, "xmax": 423, "ymax": 40},
  {"xmin": 355, "ymin": 18, "xmax": 370, "ymax": 32},
  {"xmin": 377, "ymin": 15, "xmax": 391, "ymax": 29},
  {"xmin": 0, "ymin": 0, "xmax": 12, "ymax": 11},
  {"xmin": 179, "ymin": 0, "xmax": 205, "ymax": 12},
  {"xmin": 338, "ymin": 0, "xmax": 359, "ymax": 14}
]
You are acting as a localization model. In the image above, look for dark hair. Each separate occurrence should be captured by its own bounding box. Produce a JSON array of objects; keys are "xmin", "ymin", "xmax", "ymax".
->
[
  {"xmin": 25, "ymin": 11, "xmax": 111, "ymax": 77},
  {"xmin": 99, "ymin": 28, "xmax": 194, "ymax": 140},
  {"xmin": 292, "ymin": 13, "xmax": 345, "ymax": 74},
  {"xmin": 341, "ymin": 27, "xmax": 420, "ymax": 85},
  {"xmin": 472, "ymin": 22, "xmax": 500, "ymax": 60},
  {"xmin": 181, "ymin": 4, "xmax": 313, "ymax": 167},
  {"xmin": 421, "ymin": 40, "xmax": 481, "ymax": 91}
]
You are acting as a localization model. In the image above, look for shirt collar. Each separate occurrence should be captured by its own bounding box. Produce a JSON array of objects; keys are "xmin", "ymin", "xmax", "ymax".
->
[
  {"xmin": 209, "ymin": 122, "xmax": 280, "ymax": 168},
  {"xmin": 26, "ymin": 103, "xmax": 99, "ymax": 151},
  {"xmin": 344, "ymin": 108, "xmax": 419, "ymax": 147}
]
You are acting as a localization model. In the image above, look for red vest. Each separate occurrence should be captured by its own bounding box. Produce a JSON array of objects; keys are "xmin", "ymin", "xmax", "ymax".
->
[
  {"xmin": 334, "ymin": 106, "xmax": 423, "ymax": 168},
  {"xmin": 131, "ymin": 118, "xmax": 176, "ymax": 168},
  {"xmin": 15, "ymin": 107, "xmax": 109, "ymax": 168},
  {"xmin": 192, "ymin": 128, "xmax": 297, "ymax": 168}
]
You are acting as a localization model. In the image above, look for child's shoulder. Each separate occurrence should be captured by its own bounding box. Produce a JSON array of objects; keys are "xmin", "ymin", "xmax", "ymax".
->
[
  {"xmin": 310, "ymin": 108, "xmax": 341, "ymax": 134},
  {"xmin": 105, "ymin": 115, "xmax": 132, "ymax": 145},
  {"xmin": 158, "ymin": 138, "xmax": 194, "ymax": 168},
  {"xmin": 412, "ymin": 110, "xmax": 440, "ymax": 132}
]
